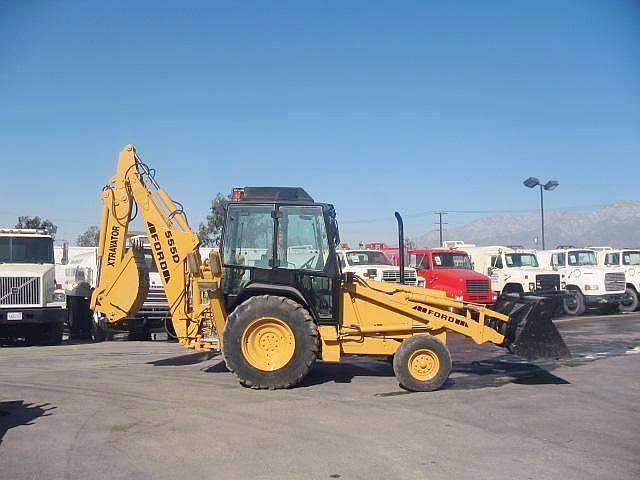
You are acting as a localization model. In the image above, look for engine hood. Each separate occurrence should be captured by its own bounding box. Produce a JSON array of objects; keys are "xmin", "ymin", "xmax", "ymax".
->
[
  {"xmin": 431, "ymin": 268, "xmax": 489, "ymax": 282},
  {"xmin": 0, "ymin": 263, "xmax": 54, "ymax": 276}
]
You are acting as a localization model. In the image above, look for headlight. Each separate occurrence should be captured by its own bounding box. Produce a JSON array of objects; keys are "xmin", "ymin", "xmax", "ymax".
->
[
  {"xmin": 52, "ymin": 291, "xmax": 66, "ymax": 303},
  {"xmin": 584, "ymin": 284, "xmax": 599, "ymax": 291},
  {"xmin": 454, "ymin": 295, "xmax": 464, "ymax": 301},
  {"xmin": 561, "ymin": 281, "xmax": 567, "ymax": 289},
  {"xmin": 528, "ymin": 282, "xmax": 535, "ymax": 292}
]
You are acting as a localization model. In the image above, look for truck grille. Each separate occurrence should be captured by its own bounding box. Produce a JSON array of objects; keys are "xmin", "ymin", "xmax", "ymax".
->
[
  {"xmin": 466, "ymin": 280, "xmax": 491, "ymax": 302},
  {"xmin": 0, "ymin": 276, "xmax": 41, "ymax": 306},
  {"xmin": 382, "ymin": 270, "xmax": 417, "ymax": 285},
  {"xmin": 467, "ymin": 280, "xmax": 490, "ymax": 292},
  {"xmin": 536, "ymin": 274, "xmax": 560, "ymax": 292},
  {"xmin": 135, "ymin": 288, "xmax": 169, "ymax": 320},
  {"xmin": 605, "ymin": 272, "xmax": 625, "ymax": 292}
]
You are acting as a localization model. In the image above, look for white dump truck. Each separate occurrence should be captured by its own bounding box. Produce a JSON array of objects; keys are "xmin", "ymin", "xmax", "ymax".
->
[
  {"xmin": 336, "ymin": 248, "xmax": 423, "ymax": 286},
  {"xmin": 537, "ymin": 247, "xmax": 626, "ymax": 315},
  {"xmin": 1, "ymin": 228, "xmax": 66, "ymax": 344},
  {"xmin": 449, "ymin": 243, "xmax": 563, "ymax": 298},
  {"xmin": 593, "ymin": 247, "xmax": 640, "ymax": 312}
]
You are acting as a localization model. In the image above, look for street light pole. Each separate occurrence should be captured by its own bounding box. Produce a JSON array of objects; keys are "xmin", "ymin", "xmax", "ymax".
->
[
  {"xmin": 523, "ymin": 177, "xmax": 559, "ymax": 250},
  {"xmin": 539, "ymin": 184, "xmax": 545, "ymax": 250}
]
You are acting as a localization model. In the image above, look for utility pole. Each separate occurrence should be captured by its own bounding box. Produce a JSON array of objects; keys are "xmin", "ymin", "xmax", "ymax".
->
[{"xmin": 434, "ymin": 211, "xmax": 448, "ymax": 247}]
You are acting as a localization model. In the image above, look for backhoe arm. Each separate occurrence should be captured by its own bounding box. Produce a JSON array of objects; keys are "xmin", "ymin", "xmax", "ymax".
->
[{"xmin": 90, "ymin": 145, "xmax": 226, "ymax": 350}]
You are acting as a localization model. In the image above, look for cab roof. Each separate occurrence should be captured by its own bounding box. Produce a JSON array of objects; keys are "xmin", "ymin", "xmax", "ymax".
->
[{"xmin": 235, "ymin": 187, "xmax": 315, "ymax": 203}]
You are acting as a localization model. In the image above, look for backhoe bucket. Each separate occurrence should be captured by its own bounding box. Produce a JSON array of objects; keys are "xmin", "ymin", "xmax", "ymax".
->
[{"xmin": 491, "ymin": 293, "xmax": 570, "ymax": 360}]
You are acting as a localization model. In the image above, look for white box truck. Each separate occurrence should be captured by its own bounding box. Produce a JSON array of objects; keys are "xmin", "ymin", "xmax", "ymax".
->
[
  {"xmin": 1, "ymin": 229, "xmax": 66, "ymax": 344},
  {"xmin": 537, "ymin": 247, "xmax": 626, "ymax": 315}
]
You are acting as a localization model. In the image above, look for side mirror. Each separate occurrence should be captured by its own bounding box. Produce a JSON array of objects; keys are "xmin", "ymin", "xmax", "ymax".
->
[
  {"xmin": 487, "ymin": 267, "xmax": 494, "ymax": 276},
  {"xmin": 186, "ymin": 252, "xmax": 201, "ymax": 275},
  {"xmin": 62, "ymin": 241, "xmax": 69, "ymax": 265},
  {"xmin": 342, "ymin": 271, "xmax": 355, "ymax": 284},
  {"xmin": 209, "ymin": 250, "xmax": 222, "ymax": 276}
]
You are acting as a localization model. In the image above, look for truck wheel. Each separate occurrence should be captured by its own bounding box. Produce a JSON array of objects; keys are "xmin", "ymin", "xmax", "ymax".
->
[
  {"xmin": 24, "ymin": 327, "xmax": 43, "ymax": 346},
  {"xmin": 91, "ymin": 312, "xmax": 110, "ymax": 342},
  {"xmin": 393, "ymin": 335, "xmax": 452, "ymax": 392},
  {"xmin": 223, "ymin": 295, "xmax": 319, "ymax": 390},
  {"xmin": 42, "ymin": 323, "xmax": 64, "ymax": 346},
  {"xmin": 619, "ymin": 287, "xmax": 639, "ymax": 313},
  {"xmin": 563, "ymin": 289, "xmax": 586, "ymax": 316}
]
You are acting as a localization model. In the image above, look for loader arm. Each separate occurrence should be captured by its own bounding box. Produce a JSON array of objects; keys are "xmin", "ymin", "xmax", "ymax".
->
[{"xmin": 90, "ymin": 145, "xmax": 226, "ymax": 350}]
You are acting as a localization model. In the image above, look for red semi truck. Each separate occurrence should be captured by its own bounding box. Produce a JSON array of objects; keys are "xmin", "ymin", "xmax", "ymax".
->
[{"xmin": 364, "ymin": 243, "xmax": 494, "ymax": 304}]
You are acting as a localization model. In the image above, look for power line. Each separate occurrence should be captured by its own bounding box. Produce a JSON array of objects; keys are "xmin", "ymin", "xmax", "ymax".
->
[{"xmin": 339, "ymin": 203, "xmax": 608, "ymax": 224}]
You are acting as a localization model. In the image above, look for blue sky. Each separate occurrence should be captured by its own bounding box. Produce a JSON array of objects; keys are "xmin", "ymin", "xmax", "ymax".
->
[{"xmin": 1, "ymin": 1, "xmax": 638, "ymax": 245}]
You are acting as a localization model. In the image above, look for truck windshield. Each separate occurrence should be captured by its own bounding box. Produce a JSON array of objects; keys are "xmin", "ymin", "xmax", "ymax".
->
[
  {"xmin": 622, "ymin": 251, "xmax": 640, "ymax": 266},
  {"xmin": 346, "ymin": 251, "xmax": 393, "ymax": 266},
  {"xmin": 0, "ymin": 236, "xmax": 54, "ymax": 264},
  {"xmin": 505, "ymin": 253, "xmax": 539, "ymax": 268},
  {"xmin": 567, "ymin": 250, "xmax": 597, "ymax": 266},
  {"xmin": 432, "ymin": 253, "xmax": 471, "ymax": 269}
]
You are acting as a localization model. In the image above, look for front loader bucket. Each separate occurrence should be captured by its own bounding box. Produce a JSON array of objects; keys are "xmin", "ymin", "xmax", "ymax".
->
[{"xmin": 491, "ymin": 293, "xmax": 570, "ymax": 360}]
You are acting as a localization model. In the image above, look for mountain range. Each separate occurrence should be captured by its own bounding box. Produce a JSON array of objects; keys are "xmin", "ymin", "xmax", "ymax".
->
[{"xmin": 413, "ymin": 200, "xmax": 640, "ymax": 248}]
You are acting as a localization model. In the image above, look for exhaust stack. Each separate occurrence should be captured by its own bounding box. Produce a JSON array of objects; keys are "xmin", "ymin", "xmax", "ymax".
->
[{"xmin": 395, "ymin": 212, "xmax": 405, "ymax": 285}]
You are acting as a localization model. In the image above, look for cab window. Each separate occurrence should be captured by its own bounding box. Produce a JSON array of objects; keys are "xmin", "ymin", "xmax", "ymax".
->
[
  {"xmin": 552, "ymin": 253, "xmax": 566, "ymax": 267},
  {"xmin": 223, "ymin": 204, "xmax": 274, "ymax": 269},
  {"xmin": 605, "ymin": 252, "xmax": 620, "ymax": 266},
  {"xmin": 277, "ymin": 206, "xmax": 329, "ymax": 271}
]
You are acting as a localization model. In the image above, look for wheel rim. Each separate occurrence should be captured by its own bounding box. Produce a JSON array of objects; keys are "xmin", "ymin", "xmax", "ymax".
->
[
  {"xmin": 408, "ymin": 349, "xmax": 440, "ymax": 381},
  {"xmin": 621, "ymin": 290, "xmax": 634, "ymax": 307},
  {"xmin": 241, "ymin": 317, "xmax": 296, "ymax": 372},
  {"xmin": 565, "ymin": 294, "xmax": 578, "ymax": 312}
]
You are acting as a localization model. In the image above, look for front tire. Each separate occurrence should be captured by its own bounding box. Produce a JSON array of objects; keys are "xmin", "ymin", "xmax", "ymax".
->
[
  {"xmin": 222, "ymin": 296, "xmax": 319, "ymax": 390},
  {"xmin": 619, "ymin": 287, "xmax": 639, "ymax": 313},
  {"xmin": 563, "ymin": 289, "xmax": 586, "ymax": 316},
  {"xmin": 393, "ymin": 335, "xmax": 452, "ymax": 392}
]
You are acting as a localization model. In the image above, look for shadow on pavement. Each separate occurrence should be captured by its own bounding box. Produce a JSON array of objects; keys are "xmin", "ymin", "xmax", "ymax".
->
[
  {"xmin": 148, "ymin": 351, "xmax": 220, "ymax": 366},
  {"xmin": 0, "ymin": 401, "xmax": 55, "ymax": 446}
]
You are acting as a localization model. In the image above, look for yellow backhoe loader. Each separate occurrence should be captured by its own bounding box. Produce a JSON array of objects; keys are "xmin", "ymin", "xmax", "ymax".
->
[{"xmin": 90, "ymin": 145, "xmax": 569, "ymax": 391}]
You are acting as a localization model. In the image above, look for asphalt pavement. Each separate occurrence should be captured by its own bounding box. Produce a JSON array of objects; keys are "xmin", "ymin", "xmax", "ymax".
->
[{"xmin": 1, "ymin": 313, "xmax": 639, "ymax": 479}]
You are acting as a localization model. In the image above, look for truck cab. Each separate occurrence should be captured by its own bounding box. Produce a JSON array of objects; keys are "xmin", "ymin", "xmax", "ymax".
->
[
  {"xmin": 537, "ymin": 247, "xmax": 626, "ymax": 315},
  {"xmin": 408, "ymin": 248, "xmax": 494, "ymax": 304},
  {"xmin": 457, "ymin": 244, "xmax": 562, "ymax": 299},
  {"xmin": 336, "ymin": 249, "xmax": 421, "ymax": 286},
  {"xmin": 0, "ymin": 228, "xmax": 66, "ymax": 344},
  {"xmin": 595, "ymin": 247, "xmax": 640, "ymax": 312}
]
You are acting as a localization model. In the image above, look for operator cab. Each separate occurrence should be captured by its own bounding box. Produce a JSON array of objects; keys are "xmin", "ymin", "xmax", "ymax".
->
[{"xmin": 221, "ymin": 187, "xmax": 341, "ymax": 323}]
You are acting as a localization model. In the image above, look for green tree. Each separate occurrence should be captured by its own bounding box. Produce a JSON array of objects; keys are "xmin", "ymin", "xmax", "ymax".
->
[
  {"xmin": 77, "ymin": 226, "xmax": 100, "ymax": 247},
  {"xmin": 15, "ymin": 216, "xmax": 58, "ymax": 238},
  {"xmin": 198, "ymin": 193, "xmax": 228, "ymax": 247}
]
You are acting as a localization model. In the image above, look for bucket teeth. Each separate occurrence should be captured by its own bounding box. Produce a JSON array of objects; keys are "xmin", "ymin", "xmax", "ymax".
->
[{"xmin": 493, "ymin": 293, "xmax": 571, "ymax": 360}]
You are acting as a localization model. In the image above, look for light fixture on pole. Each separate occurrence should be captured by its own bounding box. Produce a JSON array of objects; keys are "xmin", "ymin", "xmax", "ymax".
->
[{"xmin": 523, "ymin": 177, "xmax": 559, "ymax": 250}]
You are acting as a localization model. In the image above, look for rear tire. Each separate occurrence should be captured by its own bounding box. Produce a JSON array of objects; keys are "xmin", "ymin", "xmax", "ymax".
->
[
  {"xmin": 223, "ymin": 295, "xmax": 319, "ymax": 390},
  {"xmin": 619, "ymin": 287, "xmax": 639, "ymax": 313},
  {"xmin": 42, "ymin": 323, "xmax": 63, "ymax": 345},
  {"xmin": 563, "ymin": 289, "xmax": 586, "ymax": 316},
  {"xmin": 393, "ymin": 335, "xmax": 452, "ymax": 392}
]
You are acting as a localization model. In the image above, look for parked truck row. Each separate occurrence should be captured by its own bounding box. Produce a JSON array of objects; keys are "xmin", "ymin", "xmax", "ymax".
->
[{"xmin": 2, "ymin": 224, "xmax": 634, "ymax": 346}]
